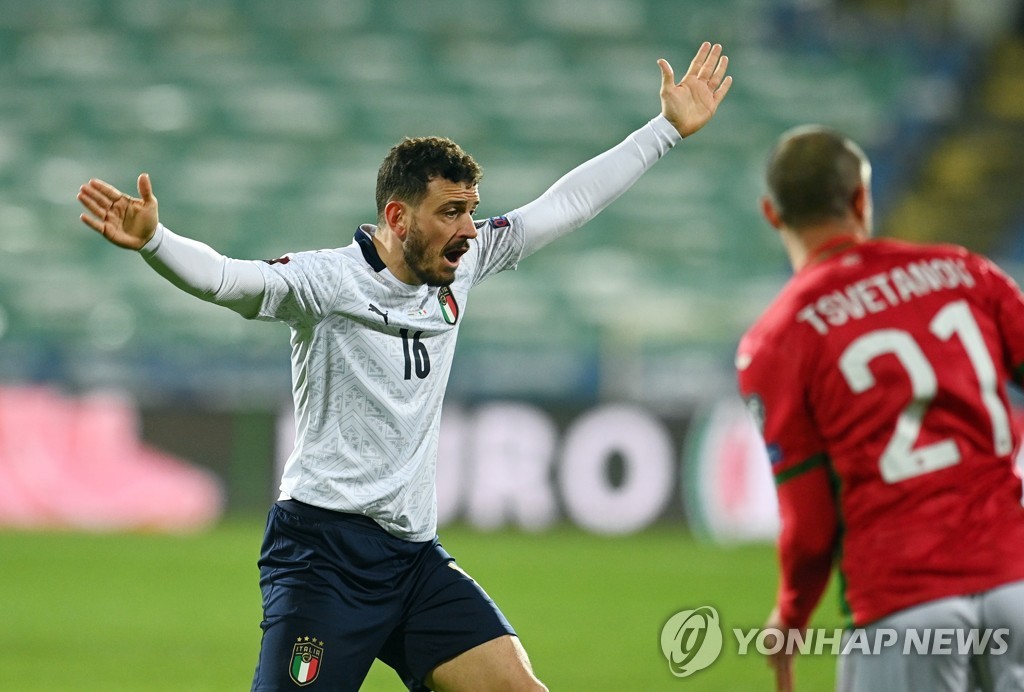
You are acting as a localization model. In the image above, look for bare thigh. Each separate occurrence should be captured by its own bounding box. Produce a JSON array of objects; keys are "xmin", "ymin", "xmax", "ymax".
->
[{"xmin": 425, "ymin": 635, "xmax": 548, "ymax": 692}]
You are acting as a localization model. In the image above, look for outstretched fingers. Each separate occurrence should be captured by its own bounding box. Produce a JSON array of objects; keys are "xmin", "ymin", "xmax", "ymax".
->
[
  {"xmin": 77, "ymin": 182, "xmax": 110, "ymax": 230},
  {"xmin": 78, "ymin": 212, "xmax": 102, "ymax": 233},
  {"xmin": 77, "ymin": 178, "xmax": 128, "ymax": 234},
  {"xmin": 691, "ymin": 43, "xmax": 732, "ymax": 103},
  {"xmin": 696, "ymin": 44, "xmax": 724, "ymax": 82},
  {"xmin": 85, "ymin": 178, "xmax": 126, "ymax": 205},
  {"xmin": 77, "ymin": 186, "xmax": 102, "ymax": 214},
  {"xmin": 79, "ymin": 179, "xmax": 115, "ymax": 207},
  {"xmin": 709, "ymin": 55, "xmax": 730, "ymax": 91},
  {"xmin": 712, "ymin": 73, "xmax": 733, "ymax": 104},
  {"xmin": 77, "ymin": 194, "xmax": 105, "ymax": 225},
  {"xmin": 685, "ymin": 41, "xmax": 712, "ymax": 80},
  {"xmin": 76, "ymin": 174, "xmax": 158, "ymax": 250}
]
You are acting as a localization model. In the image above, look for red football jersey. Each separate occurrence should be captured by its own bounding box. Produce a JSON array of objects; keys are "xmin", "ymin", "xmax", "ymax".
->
[{"xmin": 737, "ymin": 237, "xmax": 1024, "ymax": 627}]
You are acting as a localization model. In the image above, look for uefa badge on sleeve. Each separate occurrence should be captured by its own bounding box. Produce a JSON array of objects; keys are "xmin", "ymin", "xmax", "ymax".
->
[{"xmin": 290, "ymin": 637, "xmax": 324, "ymax": 686}]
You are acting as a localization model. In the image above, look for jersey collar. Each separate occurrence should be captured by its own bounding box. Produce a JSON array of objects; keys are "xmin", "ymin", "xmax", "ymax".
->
[
  {"xmin": 804, "ymin": 233, "xmax": 865, "ymax": 268},
  {"xmin": 355, "ymin": 224, "xmax": 387, "ymax": 272}
]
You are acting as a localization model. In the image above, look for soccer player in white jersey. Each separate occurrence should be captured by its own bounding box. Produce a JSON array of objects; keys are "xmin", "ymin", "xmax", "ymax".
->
[{"xmin": 78, "ymin": 42, "xmax": 731, "ymax": 692}]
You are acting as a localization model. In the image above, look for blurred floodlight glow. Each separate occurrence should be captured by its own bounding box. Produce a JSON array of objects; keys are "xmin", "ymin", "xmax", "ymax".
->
[
  {"xmin": 88, "ymin": 300, "xmax": 137, "ymax": 351},
  {"xmin": 138, "ymin": 85, "xmax": 194, "ymax": 133},
  {"xmin": 36, "ymin": 157, "xmax": 91, "ymax": 205},
  {"xmin": 0, "ymin": 206, "xmax": 41, "ymax": 254}
]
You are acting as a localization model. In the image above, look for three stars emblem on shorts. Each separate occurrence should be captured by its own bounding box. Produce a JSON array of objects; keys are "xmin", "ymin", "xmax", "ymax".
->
[{"xmin": 290, "ymin": 636, "xmax": 324, "ymax": 686}]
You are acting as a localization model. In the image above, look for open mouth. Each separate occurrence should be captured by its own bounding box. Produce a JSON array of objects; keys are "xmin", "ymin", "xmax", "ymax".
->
[{"xmin": 443, "ymin": 245, "xmax": 469, "ymax": 265}]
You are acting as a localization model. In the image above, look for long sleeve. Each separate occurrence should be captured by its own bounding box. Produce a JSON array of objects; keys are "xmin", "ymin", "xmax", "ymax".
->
[
  {"xmin": 513, "ymin": 114, "xmax": 681, "ymax": 259},
  {"xmin": 775, "ymin": 463, "xmax": 839, "ymax": 630},
  {"xmin": 139, "ymin": 223, "xmax": 267, "ymax": 318}
]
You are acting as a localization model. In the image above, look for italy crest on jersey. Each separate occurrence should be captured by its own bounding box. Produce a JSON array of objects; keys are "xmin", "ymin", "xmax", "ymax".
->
[
  {"xmin": 438, "ymin": 286, "xmax": 459, "ymax": 325},
  {"xmin": 290, "ymin": 638, "xmax": 324, "ymax": 686}
]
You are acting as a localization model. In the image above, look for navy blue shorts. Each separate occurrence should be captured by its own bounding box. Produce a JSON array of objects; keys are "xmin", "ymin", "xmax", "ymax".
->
[{"xmin": 250, "ymin": 500, "xmax": 515, "ymax": 691}]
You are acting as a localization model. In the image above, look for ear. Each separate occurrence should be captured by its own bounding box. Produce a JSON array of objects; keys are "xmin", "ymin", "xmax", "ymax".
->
[
  {"xmin": 384, "ymin": 200, "xmax": 408, "ymax": 238},
  {"xmin": 761, "ymin": 195, "xmax": 783, "ymax": 230},
  {"xmin": 851, "ymin": 184, "xmax": 869, "ymax": 223}
]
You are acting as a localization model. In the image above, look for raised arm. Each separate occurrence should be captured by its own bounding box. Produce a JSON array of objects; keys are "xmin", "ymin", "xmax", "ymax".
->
[
  {"xmin": 512, "ymin": 42, "xmax": 732, "ymax": 258},
  {"xmin": 77, "ymin": 174, "xmax": 265, "ymax": 317}
]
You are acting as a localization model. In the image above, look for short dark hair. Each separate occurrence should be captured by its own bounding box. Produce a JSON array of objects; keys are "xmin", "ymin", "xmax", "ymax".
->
[
  {"xmin": 765, "ymin": 126, "xmax": 869, "ymax": 229},
  {"xmin": 375, "ymin": 137, "xmax": 483, "ymax": 221}
]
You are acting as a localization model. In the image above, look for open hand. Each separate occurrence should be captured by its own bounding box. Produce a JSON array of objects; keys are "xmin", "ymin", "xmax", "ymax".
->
[
  {"xmin": 659, "ymin": 42, "xmax": 732, "ymax": 138},
  {"xmin": 764, "ymin": 606, "xmax": 798, "ymax": 692},
  {"xmin": 77, "ymin": 173, "xmax": 159, "ymax": 250}
]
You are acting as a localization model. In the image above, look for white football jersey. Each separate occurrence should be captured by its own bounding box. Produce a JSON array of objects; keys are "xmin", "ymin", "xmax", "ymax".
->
[
  {"xmin": 140, "ymin": 115, "xmax": 680, "ymax": 541},
  {"xmin": 254, "ymin": 214, "xmax": 524, "ymax": 540}
]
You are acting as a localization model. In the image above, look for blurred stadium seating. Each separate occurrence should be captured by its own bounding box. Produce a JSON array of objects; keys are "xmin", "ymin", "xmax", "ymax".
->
[{"xmin": 0, "ymin": 0, "xmax": 1016, "ymax": 408}]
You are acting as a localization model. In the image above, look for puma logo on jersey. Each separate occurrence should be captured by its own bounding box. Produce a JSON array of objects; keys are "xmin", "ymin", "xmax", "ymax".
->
[{"xmin": 368, "ymin": 303, "xmax": 389, "ymax": 325}]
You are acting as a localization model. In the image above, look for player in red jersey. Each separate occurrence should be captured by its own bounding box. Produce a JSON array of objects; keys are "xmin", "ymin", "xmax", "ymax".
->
[{"xmin": 736, "ymin": 126, "xmax": 1024, "ymax": 691}]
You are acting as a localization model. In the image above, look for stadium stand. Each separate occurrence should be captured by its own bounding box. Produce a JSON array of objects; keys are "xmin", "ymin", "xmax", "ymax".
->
[{"xmin": 0, "ymin": 0, "xmax": 1003, "ymax": 406}]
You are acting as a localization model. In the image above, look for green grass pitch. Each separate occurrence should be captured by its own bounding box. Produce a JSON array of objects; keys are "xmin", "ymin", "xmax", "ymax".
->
[{"xmin": 0, "ymin": 522, "xmax": 843, "ymax": 690}]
